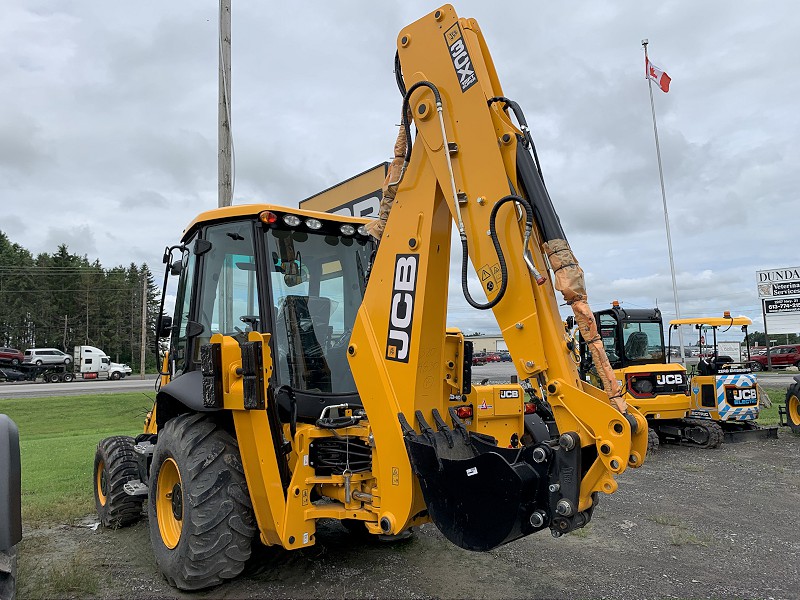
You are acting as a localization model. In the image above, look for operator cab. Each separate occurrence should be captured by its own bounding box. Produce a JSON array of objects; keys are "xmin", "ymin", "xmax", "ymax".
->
[
  {"xmin": 158, "ymin": 205, "xmax": 373, "ymax": 422},
  {"xmin": 582, "ymin": 305, "xmax": 666, "ymax": 371}
]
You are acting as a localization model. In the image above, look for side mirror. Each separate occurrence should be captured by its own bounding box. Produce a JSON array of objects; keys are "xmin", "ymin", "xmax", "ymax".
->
[
  {"xmin": 565, "ymin": 316, "xmax": 575, "ymax": 330},
  {"xmin": 170, "ymin": 260, "xmax": 183, "ymax": 276},
  {"xmin": 157, "ymin": 315, "xmax": 173, "ymax": 338}
]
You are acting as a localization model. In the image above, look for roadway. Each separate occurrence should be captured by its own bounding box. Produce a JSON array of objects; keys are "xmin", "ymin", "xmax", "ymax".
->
[
  {"xmin": 2, "ymin": 366, "xmax": 794, "ymax": 401},
  {"xmin": 0, "ymin": 375, "xmax": 159, "ymax": 399}
]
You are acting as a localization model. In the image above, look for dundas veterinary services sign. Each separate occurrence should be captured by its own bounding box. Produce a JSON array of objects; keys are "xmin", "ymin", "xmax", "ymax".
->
[{"xmin": 757, "ymin": 267, "xmax": 800, "ymax": 334}]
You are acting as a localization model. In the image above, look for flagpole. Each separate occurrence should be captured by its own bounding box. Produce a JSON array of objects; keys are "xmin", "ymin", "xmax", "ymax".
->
[{"xmin": 642, "ymin": 39, "xmax": 686, "ymax": 362}]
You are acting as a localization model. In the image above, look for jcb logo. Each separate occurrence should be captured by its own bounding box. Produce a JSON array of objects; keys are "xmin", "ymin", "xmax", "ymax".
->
[
  {"xmin": 444, "ymin": 23, "xmax": 477, "ymax": 92},
  {"xmin": 499, "ymin": 389, "xmax": 520, "ymax": 399},
  {"xmin": 726, "ymin": 386, "xmax": 757, "ymax": 406},
  {"xmin": 656, "ymin": 374, "xmax": 684, "ymax": 385},
  {"xmin": 386, "ymin": 255, "xmax": 418, "ymax": 363}
]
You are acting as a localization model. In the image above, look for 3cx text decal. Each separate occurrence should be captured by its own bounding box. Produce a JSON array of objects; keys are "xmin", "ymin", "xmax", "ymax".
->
[
  {"xmin": 386, "ymin": 254, "xmax": 418, "ymax": 362},
  {"xmin": 444, "ymin": 23, "xmax": 477, "ymax": 92}
]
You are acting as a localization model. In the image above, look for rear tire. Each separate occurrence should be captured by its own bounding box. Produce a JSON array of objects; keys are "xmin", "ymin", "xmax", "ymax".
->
[
  {"xmin": 10, "ymin": 358, "xmax": 19, "ymax": 366},
  {"xmin": 148, "ymin": 413, "xmax": 257, "ymax": 591},
  {"xmin": 750, "ymin": 362, "xmax": 762, "ymax": 372},
  {"xmin": 62, "ymin": 372, "xmax": 74, "ymax": 383},
  {"xmin": 0, "ymin": 546, "xmax": 16, "ymax": 600},
  {"xmin": 785, "ymin": 384, "xmax": 800, "ymax": 434},
  {"xmin": 94, "ymin": 436, "xmax": 145, "ymax": 527}
]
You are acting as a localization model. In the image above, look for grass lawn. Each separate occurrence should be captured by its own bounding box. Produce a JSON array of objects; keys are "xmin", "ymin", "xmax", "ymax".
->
[
  {"xmin": 759, "ymin": 386, "xmax": 789, "ymax": 426},
  {"xmin": 0, "ymin": 392, "xmax": 155, "ymax": 524}
]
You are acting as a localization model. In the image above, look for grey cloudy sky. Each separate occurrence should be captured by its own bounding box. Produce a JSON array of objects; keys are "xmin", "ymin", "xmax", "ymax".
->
[{"xmin": 1, "ymin": 1, "xmax": 797, "ymax": 340}]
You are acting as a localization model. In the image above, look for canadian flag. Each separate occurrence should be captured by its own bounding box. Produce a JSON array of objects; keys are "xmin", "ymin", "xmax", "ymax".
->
[{"xmin": 646, "ymin": 58, "xmax": 671, "ymax": 93}]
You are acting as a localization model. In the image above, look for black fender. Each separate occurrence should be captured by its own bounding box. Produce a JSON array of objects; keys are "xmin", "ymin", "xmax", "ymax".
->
[
  {"xmin": 0, "ymin": 415, "xmax": 22, "ymax": 552},
  {"xmin": 155, "ymin": 371, "xmax": 219, "ymax": 430}
]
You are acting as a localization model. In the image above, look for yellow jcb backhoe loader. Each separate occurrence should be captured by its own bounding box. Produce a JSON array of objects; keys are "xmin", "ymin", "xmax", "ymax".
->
[{"xmin": 92, "ymin": 5, "xmax": 646, "ymax": 590}]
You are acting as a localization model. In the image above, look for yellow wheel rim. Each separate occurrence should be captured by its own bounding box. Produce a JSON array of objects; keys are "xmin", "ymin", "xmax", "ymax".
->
[
  {"xmin": 157, "ymin": 457, "xmax": 183, "ymax": 549},
  {"xmin": 96, "ymin": 459, "xmax": 107, "ymax": 506},
  {"xmin": 789, "ymin": 394, "xmax": 800, "ymax": 427}
]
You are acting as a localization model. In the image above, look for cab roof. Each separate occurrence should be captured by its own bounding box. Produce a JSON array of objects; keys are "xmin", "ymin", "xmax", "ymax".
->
[
  {"xmin": 182, "ymin": 203, "xmax": 371, "ymax": 240},
  {"xmin": 669, "ymin": 315, "xmax": 752, "ymax": 328}
]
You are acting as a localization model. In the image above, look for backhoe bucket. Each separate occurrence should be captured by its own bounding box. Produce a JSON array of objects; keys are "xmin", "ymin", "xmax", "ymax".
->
[{"xmin": 399, "ymin": 409, "xmax": 580, "ymax": 551}]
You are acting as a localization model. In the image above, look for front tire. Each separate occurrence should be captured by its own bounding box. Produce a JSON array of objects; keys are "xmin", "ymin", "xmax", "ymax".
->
[
  {"xmin": 94, "ymin": 436, "xmax": 145, "ymax": 528},
  {"xmin": 110, "ymin": 371, "xmax": 121, "ymax": 381},
  {"xmin": 647, "ymin": 427, "xmax": 660, "ymax": 455},
  {"xmin": 148, "ymin": 413, "xmax": 257, "ymax": 591}
]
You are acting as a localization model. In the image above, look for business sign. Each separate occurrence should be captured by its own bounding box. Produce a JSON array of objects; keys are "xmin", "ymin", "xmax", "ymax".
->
[
  {"xmin": 757, "ymin": 267, "xmax": 800, "ymax": 334},
  {"xmin": 717, "ymin": 341, "xmax": 742, "ymax": 362},
  {"xmin": 764, "ymin": 298, "xmax": 800, "ymax": 314}
]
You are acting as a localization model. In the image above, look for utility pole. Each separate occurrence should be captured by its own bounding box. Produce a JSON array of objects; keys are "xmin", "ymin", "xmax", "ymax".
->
[
  {"xmin": 218, "ymin": 0, "xmax": 233, "ymax": 207},
  {"xmin": 140, "ymin": 277, "xmax": 147, "ymax": 379}
]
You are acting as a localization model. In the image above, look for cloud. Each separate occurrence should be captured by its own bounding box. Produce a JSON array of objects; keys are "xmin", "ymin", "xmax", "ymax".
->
[{"xmin": 1, "ymin": 0, "xmax": 797, "ymax": 339}]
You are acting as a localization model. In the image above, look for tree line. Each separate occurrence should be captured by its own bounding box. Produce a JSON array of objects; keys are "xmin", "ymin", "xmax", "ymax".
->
[{"xmin": 0, "ymin": 230, "xmax": 160, "ymax": 368}]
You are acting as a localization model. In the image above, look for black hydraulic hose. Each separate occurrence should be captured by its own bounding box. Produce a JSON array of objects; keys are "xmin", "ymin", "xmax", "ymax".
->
[
  {"xmin": 462, "ymin": 194, "xmax": 534, "ymax": 310},
  {"xmin": 400, "ymin": 80, "xmax": 443, "ymax": 164},
  {"xmin": 488, "ymin": 96, "xmax": 545, "ymax": 183},
  {"xmin": 488, "ymin": 96, "xmax": 565, "ymax": 243},
  {"xmin": 394, "ymin": 51, "xmax": 406, "ymax": 97}
]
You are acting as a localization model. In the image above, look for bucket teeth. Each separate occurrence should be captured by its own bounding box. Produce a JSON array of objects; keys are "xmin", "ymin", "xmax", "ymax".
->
[
  {"xmin": 447, "ymin": 407, "xmax": 472, "ymax": 446},
  {"xmin": 398, "ymin": 412, "xmax": 416, "ymax": 439},
  {"xmin": 431, "ymin": 408, "xmax": 454, "ymax": 449}
]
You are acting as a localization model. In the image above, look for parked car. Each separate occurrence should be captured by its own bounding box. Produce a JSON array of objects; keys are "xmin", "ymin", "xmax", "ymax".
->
[
  {"xmin": 22, "ymin": 348, "xmax": 72, "ymax": 366},
  {"xmin": 472, "ymin": 352, "xmax": 487, "ymax": 366},
  {"xmin": 499, "ymin": 351, "xmax": 512, "ymax": 362},
  {"xmin": 749, "ymin": 344, "xmax": 800, "ymax": 371},
  {"xmin": 0, "ymin": 348, "xmax": 23, "ymax": 367},
  {"xmin": 485, "ymin": 352, "xmax": 501, "ymax": 363},
  {"xmin": 0, "ymin": 368, "xmax": 28, "ymax": 383}
]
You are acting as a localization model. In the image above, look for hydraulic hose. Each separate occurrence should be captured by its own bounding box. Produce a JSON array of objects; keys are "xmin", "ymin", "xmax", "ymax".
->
[
  {"xmin": 488, "ymin": 96, "xmax": 545, "ymax": 183},
  {"xmin": 462, "ymin": 195, "xmax": 534, "ymax": 310}
]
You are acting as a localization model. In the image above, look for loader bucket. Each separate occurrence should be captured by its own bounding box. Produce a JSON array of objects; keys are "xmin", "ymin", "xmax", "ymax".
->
[{"xmin": 399, "ymin": 409, "xmax": 566, "ymax": 551}]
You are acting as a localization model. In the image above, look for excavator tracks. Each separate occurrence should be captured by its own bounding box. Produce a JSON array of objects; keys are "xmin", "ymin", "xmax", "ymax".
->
[{"xmin": 678, "ymin": 418, "xmax": 724, "ymax": 449}]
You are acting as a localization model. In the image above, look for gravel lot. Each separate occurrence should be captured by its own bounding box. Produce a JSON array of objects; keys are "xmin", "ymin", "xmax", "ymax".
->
[{"xmin": 18, "ymin": 422, "xmax": 800, "ymax": 599}]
